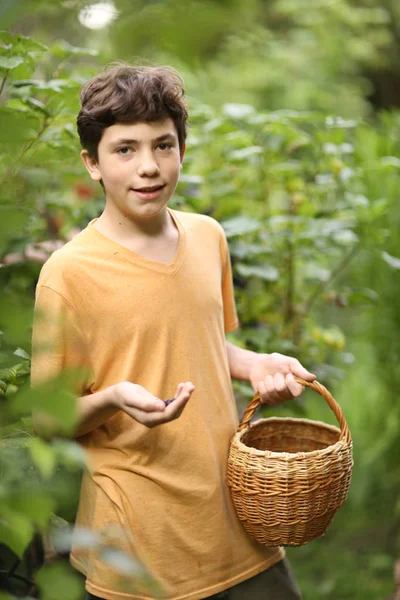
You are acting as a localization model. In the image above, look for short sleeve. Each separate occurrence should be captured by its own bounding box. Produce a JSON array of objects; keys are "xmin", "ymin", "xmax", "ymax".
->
[
  {"xmin": 219, "ymin": 229, "xmax": 240, "ymax": 333},
  {"xmin": 31, "ymin": 284, "xmax": 92, "ymax": 395}
]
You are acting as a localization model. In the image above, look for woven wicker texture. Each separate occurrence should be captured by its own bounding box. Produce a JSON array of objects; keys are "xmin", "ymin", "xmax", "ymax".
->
[{"xmin": 227, "ymin": 377, "xmax": 353, "ymax": 547}]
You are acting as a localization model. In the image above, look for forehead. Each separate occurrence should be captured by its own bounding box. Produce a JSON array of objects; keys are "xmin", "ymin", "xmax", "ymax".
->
[{"xmin": 101, "ymin": 118, "xmax": 178, "ymax": 146}]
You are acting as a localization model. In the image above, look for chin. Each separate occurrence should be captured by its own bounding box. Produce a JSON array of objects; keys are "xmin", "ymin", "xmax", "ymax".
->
[{"xmin": 132, "ymin": 204, "xmax": 167, "ymax": 219}]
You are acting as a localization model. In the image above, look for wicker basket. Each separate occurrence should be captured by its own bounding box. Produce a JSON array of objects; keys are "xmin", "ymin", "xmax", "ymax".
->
[{"xmin": 227, "ymin": 377, "xmax": 353, "ymax": 547}]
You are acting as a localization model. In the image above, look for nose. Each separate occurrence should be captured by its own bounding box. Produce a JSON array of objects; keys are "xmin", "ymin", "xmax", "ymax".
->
[{"xmin": 136, "ymin": 149, "xmax": 160, "ymax": 178}]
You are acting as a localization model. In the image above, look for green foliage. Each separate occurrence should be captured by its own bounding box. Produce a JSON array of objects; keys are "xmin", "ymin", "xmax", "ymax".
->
[
  {"xmin": 180, "ymin": 103, "xmax": 373, "ymax": 387},
  {"xmin": 109, "ymin": 0, "xmax": 400, "ymax": 117},
  {"xmin": 0, "ymin": 31, "xmax": 155, "ymax": 598},
  {"xmin": 35, "ymin": 562, "xmax": 83, "ymax": 600},
  {"xmin": 0, "ymin": 17, "xmax": 399, "ymax": 600}
]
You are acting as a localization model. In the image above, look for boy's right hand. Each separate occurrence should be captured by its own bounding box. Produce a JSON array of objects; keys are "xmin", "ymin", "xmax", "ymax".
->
[{"xmin": 111, "ymin": 381, "xmax": 195, "ymax": 428}]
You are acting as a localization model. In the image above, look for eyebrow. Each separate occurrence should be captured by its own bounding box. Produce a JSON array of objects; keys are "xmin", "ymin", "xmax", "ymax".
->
[{"xmin": 109, "ymin": 133, "xmax": 177, "ymax": 148}]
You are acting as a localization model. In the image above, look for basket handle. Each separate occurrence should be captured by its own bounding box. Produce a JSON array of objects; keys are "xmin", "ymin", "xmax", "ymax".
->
[{"xmin": 238, "ymin": 376, "xmax": 351, "ymax": 443}]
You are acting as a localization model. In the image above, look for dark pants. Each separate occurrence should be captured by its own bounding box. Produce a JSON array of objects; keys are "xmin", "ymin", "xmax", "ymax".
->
[{"xmin": 86, "ymin": 557, "xmax": 302, "ymax": 600}]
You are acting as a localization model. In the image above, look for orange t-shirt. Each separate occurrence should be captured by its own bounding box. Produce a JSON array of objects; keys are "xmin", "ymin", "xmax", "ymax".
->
[{"xmin": 31, "ymin": 208, "xmax": 284, "ymax": 600}]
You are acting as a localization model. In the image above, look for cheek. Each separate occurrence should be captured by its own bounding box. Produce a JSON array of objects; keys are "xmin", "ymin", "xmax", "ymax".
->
[
  {"xmin": 167, "ymin": 159, "xmax": 182, "ymax": 180},
  {"xmin": 104, "ymin": 159, "xmax": 131, "ymax": 184}
]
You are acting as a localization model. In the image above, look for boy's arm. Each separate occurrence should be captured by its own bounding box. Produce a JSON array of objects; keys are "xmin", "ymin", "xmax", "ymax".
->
[
  {"xmin": 225, "ymin": 340, "xmax": 316, "ymax": 404},
  {"xmin": 32, "ymin": 284, "xmax": 195, "ymax": 438},
  {"xmin": 73, "ymin": 381, "xmax": 195, "ymax": 437},
  {"xmin": 34, "ymin": 378, "xmax": 195, "ymax": 439},
  {"xmin": 218, "ymin": 228, "xmax": 315, "ymax": 404}
]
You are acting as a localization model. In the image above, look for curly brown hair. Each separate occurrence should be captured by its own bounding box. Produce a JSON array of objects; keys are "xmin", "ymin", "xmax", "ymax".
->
[{"xmin": 76, "ymin": 63, "xmax": 188, "ymax": 160}]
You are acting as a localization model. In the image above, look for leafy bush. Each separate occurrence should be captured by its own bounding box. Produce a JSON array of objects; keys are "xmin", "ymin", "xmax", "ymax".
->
[{"xmin": 1, "ymin": 29, "xmax": 399, "ymax": 600}]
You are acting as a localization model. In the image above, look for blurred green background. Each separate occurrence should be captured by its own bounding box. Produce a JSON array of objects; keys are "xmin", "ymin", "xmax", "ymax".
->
[{"xmin": 1, "ymin": 1, "xmax": 400, "ymax": 598}]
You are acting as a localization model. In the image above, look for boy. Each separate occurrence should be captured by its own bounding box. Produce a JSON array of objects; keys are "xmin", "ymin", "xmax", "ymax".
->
[{"xmin": 31, "ymin": 64, "xmax": 315, "ymax": 600}]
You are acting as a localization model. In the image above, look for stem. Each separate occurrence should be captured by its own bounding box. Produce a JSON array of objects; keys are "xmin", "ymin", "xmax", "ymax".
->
[
  {"xmin": 0, "ymin": 569, "xmax": 35, "ymax": 587},
  {"xmin": 283, "ymin": 195, "xmax": 296, "ymax": 329},
  {"xmin": 0, "ymin": 116, "xmax": 50, "ymax": 186},
  {"xmin": 289, "ymin": 244, "xmax": 359, "ymax": 338},
  {"xmin": 51, "ymin": 60, "xmax": 66, "ymax": 79},
  {"xmin": 0, "ymin": 71, "xmax": 8, "ymax": 97}
]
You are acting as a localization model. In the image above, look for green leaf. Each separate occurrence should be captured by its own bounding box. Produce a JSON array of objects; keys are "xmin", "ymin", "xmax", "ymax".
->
[
  {"xmin": 12, "ymin": 78, "xmax": 42, "ymax": 88},
  {"xmin": 0, "ymin": 505, "xmax": 35, "ymax": 557},
  {"xmin": 36, "ymin": 562, "xmax": 83, "ymax": 600},
  {"xmin": 4, "ymin": 33, "xmax": 47, "ymax": 53},
  {"xmin": 382, "ymin": 251, "xmax": 400, "ymax": 270},
  {"xmin": 99, "ymin": 547, "xmax": 145, "ymax": 576},
  {"xmin": 0, "ymin": 592, "xmax": 15, "ymax": 599},
  {"xmin": 0, "ymin": 366, "xmax": 18, "ymax": 384},
  {"xmin": 332, "ymin": 229, "xmax": 358, "ymax": 245},
  {"xmin": 35, "ymin": 79, "xmax": 77, "ymax": 92},
  {"xmin": 25, "ymin": 97, "xmax": 50, "ymax": 116},
  {"xmin": 221, "ymin": 216, "xmax": 261, "ymax": 238},
  {"xmin": 51, "ymin": 525, "xmax": 99, "ymax": 554},
  {"xmin": 0, "ymin": 362, "xmax": 30, "ymax": 384},
  {"xmin": 222, "ymin": 103, "xmax": 255, "ymax": 119},
  {"xmin": 230, "ymin": 242, "xmax": 272, "ymax": 259},
  {"xmin": 28, "ymin": 438, "xmax": 56, "ymax": 479},
  {"xmin": 236, "ymin": 263, "xmax": 279, "ymax": 281},
  {"xmin": 0, "ymin": 56, "xmax": 24, "ymax": 70},
  {"xmin": 380, "ymin": 156, "xmax": 400, "ymax": 169},
  {"xmin": 50, "ymin": 40, "xmax": 98, "ymax": 58},
  {"xmin": 228, "ymin": 146, "xmax": 263, "ymax": 161},
  {"xmin": 14, "ymin": 347, "xmax": 31, "ymax": 360},
  {"xmin": 178, "ymin": 174, "xmax": 204, "ymax": 185},
  {"xmin": 5, "ymin": 384, "xmax": 18, "ymax": 396},
  {"xmin": 368, "ymin": 553, "xmax": 393, "ymax": 571},
  {"xmin": 8, "ymin": 491, "xmax": 55, "ymax": 529},
  {"xmin": 12, "ymin": 373, "xmax": 80, "ymax": 435},
  {"xmin": 0, "ymin": 32, "xmax": 13, "ymax": 46},
  {"xmin": 0, "ymin": 206, "xmax": 30, "ymax": 254},
  {"xmin": 304, "ymin": 264, "xmax": 331, "ymax": 282},
  {"xmin": 53, "ymin": 439, "xmax": 87, "ymax": 469},
  {"xmin": 0, "ymin": 106, "xmax": 40, "ymax": 143}
]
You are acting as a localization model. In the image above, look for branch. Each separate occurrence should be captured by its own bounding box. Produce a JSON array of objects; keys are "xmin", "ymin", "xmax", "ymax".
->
[
  {"xmin": 289, "ymin": 244, "xmax": 360, "ymax": 338},
  {"xmin": 283, "ymin": 198, "xmax": 296, "ymax": 325},
  {"xmin": 0, "ymin": 115, "xmax": 50, "ymax": 186},
  {"xmin": 0, "ymin": 71, "xmax": 8, "ymax": 97}
]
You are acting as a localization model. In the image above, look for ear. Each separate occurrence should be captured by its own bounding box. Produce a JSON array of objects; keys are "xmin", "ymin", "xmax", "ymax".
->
[
  {"xmin": 179, "ymin": 142, "xmax": 186, "ymax": 168},
  {"xmin": 80, "ymin": 149, "xmax": 102, "ymax": 181}
]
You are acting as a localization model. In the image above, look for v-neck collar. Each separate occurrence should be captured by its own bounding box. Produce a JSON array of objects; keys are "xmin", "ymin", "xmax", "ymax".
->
[{"xmin": 86, "ymin": 208, "xmax": 186, "ymax": 274}]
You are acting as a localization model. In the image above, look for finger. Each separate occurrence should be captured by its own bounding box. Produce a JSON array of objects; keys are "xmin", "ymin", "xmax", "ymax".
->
[
  {"xmin": 273, "ymin": 372, "xmax": 286, "ymax": 393},
  {"xmin": 257, "ymin": 380, "xmax": 267, "ymax": 397},
  {"xmin": 166, "ymin": 382, "xmax": 195, "ymax": 414},
  {"xmin": 174, "ymin": 382, "xmax": 185, "ymax": 397},
  {"xmin": 176, "ymin": 381, "xmax": 195, "ymax": 399},
  {"xmin": 273, "ymin": 372, "xmax": 293, "ymax": 402},
  {"xmin": 288, "ymin": 359, "xmax": 316, "ymax": 382},
  {"xmin": 128, "ymin": 387, "xmax": 166, "ymax": 412},
  {"xmin": 261, "ymin": 375, "xmax": 281, "ymax": 405},
  {"xmin": 286, "ymin": 373, "xmax": 304, "ymax": 398},
  {"xmin": 139, "ymin": 397, "xmax": 166, "ymax": 412},
  {"xmin": 176, "ymin": 382, "xmax": 195, "ymax": 406}
]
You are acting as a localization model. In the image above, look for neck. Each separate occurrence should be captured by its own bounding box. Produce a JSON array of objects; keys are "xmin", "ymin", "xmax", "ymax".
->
[{"xmin": 95, "ymin": 201, "xmax": 172, "ymax": 242}]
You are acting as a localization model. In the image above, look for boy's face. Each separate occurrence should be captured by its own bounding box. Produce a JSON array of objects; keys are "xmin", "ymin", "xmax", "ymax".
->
[{"xmin": 81, "ymin": 119, "xmax": 184, "ymax": 221}]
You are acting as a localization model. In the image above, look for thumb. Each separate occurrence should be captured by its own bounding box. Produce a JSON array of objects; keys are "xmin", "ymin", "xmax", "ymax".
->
[
  {"xmin": 175, "ymin": 381, "xmax": 195, "ymax": 398},
  {"xmin": 289, "ymin": 360, "xmax": 316, "ymax": 382},
  {"xmin": 175, "ymin": 382, "xmax": 185, "ymax": 397}
]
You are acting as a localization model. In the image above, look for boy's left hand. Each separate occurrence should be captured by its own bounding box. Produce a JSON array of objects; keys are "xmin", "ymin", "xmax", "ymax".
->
[{"xmin": 249, "ymin": 353, "xmax": 316, "ymax": 405}]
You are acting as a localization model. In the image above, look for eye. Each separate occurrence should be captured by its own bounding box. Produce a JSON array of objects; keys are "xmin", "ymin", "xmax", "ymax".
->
[
  {"xmin": 117, "ymin": 146, "xmax": 132, "ymax": 155},
  {"xmin": 158, "ymin": 143, "xmax": 172, "ymax": 151}
]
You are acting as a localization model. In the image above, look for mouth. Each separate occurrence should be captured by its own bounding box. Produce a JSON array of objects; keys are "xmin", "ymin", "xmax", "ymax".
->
[{"xmin": 131, "ymin": 184, "xmax": 165, "ymax": 193}]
